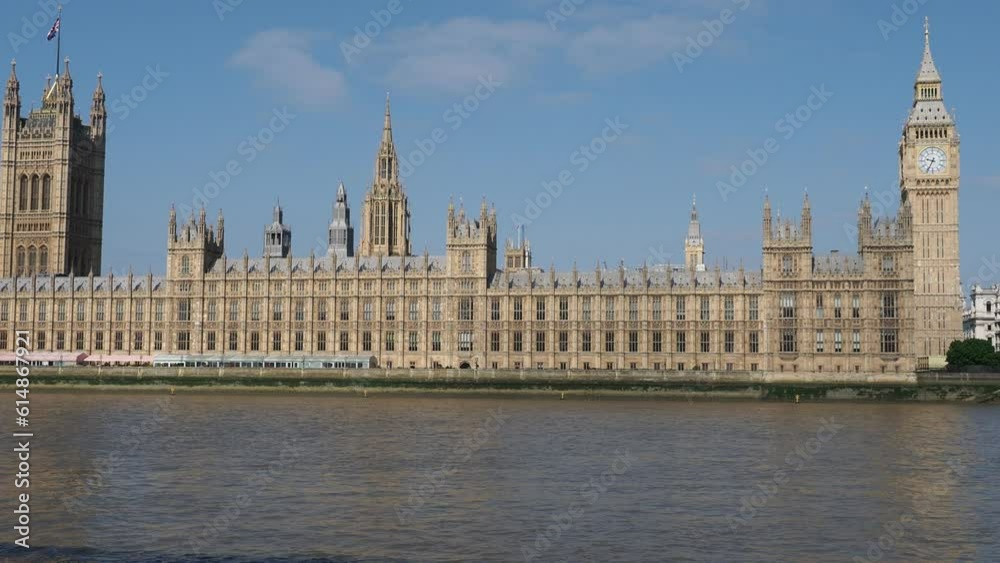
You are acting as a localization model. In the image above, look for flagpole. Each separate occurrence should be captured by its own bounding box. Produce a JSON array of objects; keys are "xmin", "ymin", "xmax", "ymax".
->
[{"xmin": 55, "ymin": 5, "xmax": 61, "ymax": 76}]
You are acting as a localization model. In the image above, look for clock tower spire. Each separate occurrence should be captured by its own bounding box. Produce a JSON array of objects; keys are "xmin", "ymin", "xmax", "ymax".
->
[{"xmin": 899, "ymin": 17, "xmax": 962, "ymax": 365}]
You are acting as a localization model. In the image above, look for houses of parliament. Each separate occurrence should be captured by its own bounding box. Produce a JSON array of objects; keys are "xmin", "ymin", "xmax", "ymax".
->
[{"xmin": 0, "ymin": 23, "xmax": 963, "ymax": 372}]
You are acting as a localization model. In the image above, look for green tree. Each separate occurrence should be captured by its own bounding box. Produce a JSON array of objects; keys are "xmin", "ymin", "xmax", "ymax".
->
[{"xmin": 946, "ymin": 338, "xmax": 999, "ymax": 368}]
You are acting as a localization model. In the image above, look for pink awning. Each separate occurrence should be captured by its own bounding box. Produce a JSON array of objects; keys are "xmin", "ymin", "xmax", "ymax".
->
[{"xmin": 0, "ymin": 352, "xmax": 87, "ymax": 363}]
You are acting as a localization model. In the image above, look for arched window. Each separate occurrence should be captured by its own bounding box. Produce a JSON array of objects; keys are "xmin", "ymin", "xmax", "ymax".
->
[
  {"xmin": 38, "ymin": 246, "xmax": 48, "ymax": 275},
  {"xmin": 15, "ymin": 246, "xmax": 25, "ymax": 276},
  {"xmin": 30, "ymin": 175, "xmax": 39, "ymax": 210},
  {"xmin": 18, "ymin": 176, "xmax": 27, "ymax": 211},
  {"xmin": 181, "ymin": 255, "xmax": 190, "ymax": 275},
  {"xmin": 782, "ymin": 255, "xmax": 793, "ymax": 274},
  {"xmin": 27, "ymin": 246, "xmax": 36, "ymax": 275},
  {"xmin": 41, "ymin": 175, "xmax": 51, "ymax": 210},
  {"xmin": 461, "ymin": 251, "xmax": 471, "ymax": 272}
]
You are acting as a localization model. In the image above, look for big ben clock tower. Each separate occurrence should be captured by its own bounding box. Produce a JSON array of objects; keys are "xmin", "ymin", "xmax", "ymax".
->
[{"xmin": 899, "ymin": 18, "xmax": 962, "ymax": 364}]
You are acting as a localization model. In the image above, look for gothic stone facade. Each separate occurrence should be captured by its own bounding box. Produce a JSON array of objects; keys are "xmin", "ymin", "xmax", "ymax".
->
[{"xmin": 0, "ymin": 26, "xmax": 963, "ymax": 372}]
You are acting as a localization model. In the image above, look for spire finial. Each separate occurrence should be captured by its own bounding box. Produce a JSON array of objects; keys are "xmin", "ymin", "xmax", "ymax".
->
[{"xmin": 924, "ymin": 16, "xmax": 930, "ymax": 46}]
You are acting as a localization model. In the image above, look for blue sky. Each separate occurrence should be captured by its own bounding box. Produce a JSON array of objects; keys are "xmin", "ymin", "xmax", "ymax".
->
[{"xmin": 5, "ymin": 0, "xmax": 998, "ymax": 287}]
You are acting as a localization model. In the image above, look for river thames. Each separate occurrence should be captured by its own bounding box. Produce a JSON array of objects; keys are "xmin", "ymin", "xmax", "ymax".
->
[{"xmin": 1, "ymin": 392, "xmax": 997, "ymax": 562}]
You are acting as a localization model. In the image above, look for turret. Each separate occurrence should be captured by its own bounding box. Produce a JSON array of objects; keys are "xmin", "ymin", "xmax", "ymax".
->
[
  {"xmin": 329, "ymin": 180, "xmax": 355, "ymax": 259},
  {"xmin": 90, "ymin": 72, "xmax": 106, "ymax": 140},
  {"xmin": 3, "ymin": 60, "xmax": 20, "ymax": 139},
  {"xmin": 684, "ymin": 194, "xmax": 705, "ymax": 272},
  {"xmin": 264, "ymin": 202, "xmax": 292, "ymax": 258},
  {"xmin": 762, "ymin": 193, "xmax": 772, "ymax": 242},
  {"xmin": 801, "ymin": 189, "xmax": 811, "ymax": 240}
]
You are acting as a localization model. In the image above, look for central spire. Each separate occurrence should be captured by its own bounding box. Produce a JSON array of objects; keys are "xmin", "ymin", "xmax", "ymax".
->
[{"xmin": 917, "ymin": 16, "xmax": 941, "ymax": 84}]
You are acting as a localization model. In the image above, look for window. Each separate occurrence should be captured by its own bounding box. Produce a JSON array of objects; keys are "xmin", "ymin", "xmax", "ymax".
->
[
  {"xmin": 181, "ymin": 255, "xmax": 191, "ymax": 276},
  {"xmin": 95, "ymin": 301, "xmax": 105, "ymax": 322},
  {"xmin": 317, "ymin": 301, "xmax": 328, "ymax": 321},
  {"xmin": 250, "ymin": 300, "xmax": 261, "ymax": 321},
  {"xmin": 408, "ymin": 301, "xmax": 419, "ymax": 321},
  {"xmin": 432, "ymin": 299, "xmax": 442, "ymax": 321},
  {"xmin": 207, "ymin": 300, "xmax": 217, "ymax": 322},
  {"xmin": 749, "ymin": 331, "xmax": 759, "ymax": 354},
  {"xmin": 834, "ymin": 294, "xmax": 842, "ymax": 319},
  {"xmin": 408, "ymin": 331, "xmax": 418, "ymax": 352},
  {"xmin": 700, "ymin": 331, "xmax": 710, "ymax": 353},
  {"xmin": 294, "ymin": 331, "xmax": 304, "ymax": 351},
  {"xmin": 834, "ymin": 329, "xmax": 843, "ymax": 353},
  {"xmin": 57, "ymin": 331, "xmax": 66, "ymax": 350},
  {"xmin": 581, "ymin": 331, "xmax": 592, "ymax": 352},
  {"xmin": 228, "ymin": 301, "xmax": 238, "ymax": 322},
  {"xmin": 652, "ymin": 331, "xmax": 662, "ymax": 352},
  {"xmin": 459, "ymin": 298, "xmax": 474, "ymax": 321},
  {"xmin": 432, "ymin": 331, "xmax": 442, "ymax": 351},
  {"xmin": 339, "ymin": 332, "xmax": 349, "ymax": 352},
  {"xmin": 38, "ymin": 302, "xmax": 47, "ymax": 322},
  {"xmin": 340, "ymin": 300, "xmax": 350, "ymax": 321},
  {"xmin": 780, "ymin": 329, "xmax": 796, "ymax": 353},
  {"xmin": 490, "ymin": 298, "xmax": 501, "ymax": 321},
  {"xmin": 94, "ymin": 332, "xmax": 105, "ymax": 350},
  {"xmin": 852, "ymin": 330, "xmax": 861, "ymax": 353},
  {"xmin": 852, "ymin": 295, "xmax": 861, "ymax": 319},
  {"xmin": 363, "ymin": 300, "xmax": 373, "ymax": 321},
  {"xmin": 385, "ymin": 331, "xmax": 395, "ymax": 351},
  {"xmin": 559, "ymin": 297, "xmax": 569, "ymax": 321},
  {"xmin": 652, "ymin": 297, "xmax": 662, "ymax": 321},
  {"xmin": 272, "ymin": 331, "xmax": 282, "ymax": 351},
  {"xmin": 815, "ymin": 294, "xmax": 824, "ymax": 319},
  {"xmin": 362, "ymin": 331, "xmax": 372, "ymax": 352},
  {"xmin": 605, "ymin": 297, "xmax": 615, "ymax": 321},
  {"xmin": 177, "ymin": 299, "xmax": 191, "ymax": 322},
  {"xmin": 782, "ymin": 255, "xmax": 793, "ymax": 274},
  {"xmin": 628, "ymin": 296, "xmax": 639, "ymax": 321},
  {"xmin": 559, "ymin": 331, "xmax": 568, "ymax": 352},
  {"xmin": 779, "ymin": 293, "xmax": 795, "ymax": 319},
  {"xmin": 676, "ymin": 332, "xmax": 686, "ymax": 353},
  {"xmin": 514, "ymin": 298, "xmax": 523, "ymax": 321},
  {"xmin": 272, "ymin": 301, "xmax": 283, "ymax": 321},
  {"xmin": 207, "ymin": 331, "xmax": 217, "ymax": 351},
  {"xmin": 628, "ymin": 331, "xmax": 639, "ymax": 353},
  {"xmin": 229, "ymin": 331, "xmax": 239, "ymax": 351},
  {"xmin": 536, "ymin": 298, "xmax": 546, "ymax": 321},
  {"xmin": 385, "ymin": 299, "xmax": 396, "ymax": 321},
  {"xmin": 582, "ymin": 297, "xmax": 592, "ymax": 321},
  {"xmin": 815, "ymin": 330, "xmax": 825, "ymax": 353},
  {"xmin": 749, "ymin": 295, "xmax": 758, "ymax": 321},
  {"xmin": 112, "ymin": 301, "xmax": 122, "ymax": 322},
  {"xmin": 882, "ymin": 254, "xmax": 895, "ymax": 273},
  {"xmin": 513, "ymin": 331, "xmax": 523, "ymax": 352},
  {"xmin": 676, "ymin": 296, "xmax": 686, "ymax": 321},
  {"xmin": 461, "ymin": 251, "xmax": 471, "ymax": 272},
  {"xmin": 881, "ymin": 292, "xmax": 897, "ymax": 319},
  {"xmin": 58, "ymin": 300, "xmax": 66, "ymax": 321},
  {"xmin": 881, "ymin": 329, "xmax": 898, "ymax": 354},
  {"xmin": 535, "ymin": 331, "xmax": 545, "ymax": 352},
  {"xmin": 132, "ymin": 331, "xmax": 143, "ymax": 351},
  {"xmin": 490, "ymin": 332, "xmax": 500, "ymax": 352},
  {"xmin": 724, "ymin": 296, "xmax": 734, "ymax": 321},
  {"xmin": 77, "ymin": 331, "xmax": 86, "ymax": 351},
  {"xmin": 154, "ymin": 331, "xmax": 164, "ymax": 351},
  {"xmin": 700, "ymin": 297, "xmax": 710, "ymax": 321},
  {"xmin": 177, "ymin": 331, "xmax": 191, "ymax": 352},
  {"xmin": 295, "ymin": 300, "xmax": 305, "ymax": 321},
  {"xmin": 725, "ymin": 331, "xmax": 735, "ymax": 353},
  {"xmin": 605, "ymin": 331, "xmax": 615, "ymax": 352}
]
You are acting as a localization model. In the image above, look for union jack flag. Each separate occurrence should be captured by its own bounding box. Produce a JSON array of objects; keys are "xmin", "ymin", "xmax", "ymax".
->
[{"xmin": 46, "ymin": 17, "xmax": 60, "ymax": 41}]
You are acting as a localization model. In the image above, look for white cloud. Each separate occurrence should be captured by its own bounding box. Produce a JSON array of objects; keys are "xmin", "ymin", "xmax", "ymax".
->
[
  {"xmin": 379, "ymin": 17, "xmax": 561, "ymax": 93},
  {"xmin": 230, "ymin": 29, "xmax": 346, "ymax": 109},
  {"xmin": 567, "ymin": 14, "xmax": 701, "ymax": 74}
]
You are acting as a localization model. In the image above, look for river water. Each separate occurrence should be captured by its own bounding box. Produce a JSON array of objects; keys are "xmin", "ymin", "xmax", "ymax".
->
[{"xmin": 1, "ymin": 392, "xmax": 997, "ymax": 562}]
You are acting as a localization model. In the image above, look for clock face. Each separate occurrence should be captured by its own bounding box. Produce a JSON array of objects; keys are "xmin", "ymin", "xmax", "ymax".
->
[{"xmin": 918, "ymin": 147, "xmax": 947, "ymax": 174}]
